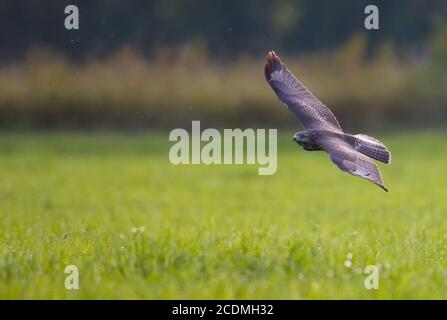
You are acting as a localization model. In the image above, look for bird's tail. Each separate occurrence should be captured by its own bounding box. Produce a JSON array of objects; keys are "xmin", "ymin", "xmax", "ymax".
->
[{"xmin": 346, "ymin": 134, "xmax": 392, "ymax": 164}]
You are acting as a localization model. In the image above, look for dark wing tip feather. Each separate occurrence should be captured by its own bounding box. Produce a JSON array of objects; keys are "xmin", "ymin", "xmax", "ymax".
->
[
  {"xmin": 264, "ymin": 62, "xmax": 271, "ymax": 81},
  {"xmin": 265, "ymin": 51, "xmax": 282, "ymax": 81}
]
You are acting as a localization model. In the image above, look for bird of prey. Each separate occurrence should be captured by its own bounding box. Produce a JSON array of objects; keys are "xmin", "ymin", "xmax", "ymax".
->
[{"xmin": 265, "ymin": 51, "xmax": 391, "ymax": 191}]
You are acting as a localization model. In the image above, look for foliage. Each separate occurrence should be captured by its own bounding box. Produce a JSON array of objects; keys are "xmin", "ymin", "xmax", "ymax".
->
[{"xmin": 0, "ymin": 33, "xmax": 446, "ymax": 130}]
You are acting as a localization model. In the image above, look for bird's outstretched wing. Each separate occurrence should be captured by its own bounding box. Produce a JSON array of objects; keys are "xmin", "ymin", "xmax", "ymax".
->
[
  {"xmin": 316, "ymin": 135, "xmax": 388, "ymax": 192},
  {"xmin": 265, "ymin": 51, "xmax": 342, "ymax": 132}
]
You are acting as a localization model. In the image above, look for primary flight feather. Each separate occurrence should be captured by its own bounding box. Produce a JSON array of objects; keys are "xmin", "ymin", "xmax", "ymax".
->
[{"xmin": 265, "ymin": 51, "xmax": 391, "ymax": 191}]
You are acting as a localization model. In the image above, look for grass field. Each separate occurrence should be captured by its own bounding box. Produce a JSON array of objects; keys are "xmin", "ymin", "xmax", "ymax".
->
[{"xmin": 1, "ymin": 131, "xmax": 447, "ymax": 299}]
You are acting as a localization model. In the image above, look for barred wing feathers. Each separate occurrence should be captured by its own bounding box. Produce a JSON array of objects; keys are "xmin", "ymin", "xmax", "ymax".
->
[{"xmin": 265, "ymin": 51, "xmax": 342, "ymax": 132}]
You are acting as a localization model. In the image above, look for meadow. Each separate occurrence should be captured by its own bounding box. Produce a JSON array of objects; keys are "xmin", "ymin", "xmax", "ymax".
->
[{"xmin": 1, "ymin": 131, "xmax": 447, "ymax": 299}]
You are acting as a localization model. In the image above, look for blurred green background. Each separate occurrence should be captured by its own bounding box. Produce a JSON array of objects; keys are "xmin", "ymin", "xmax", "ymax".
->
[
  {"xmin": 0, "ymin": 0, "xmax": 446, "ymax": 130},
  {"xmin": 1, "ymin": 1, "xmax": 447, "ymax": 300}
]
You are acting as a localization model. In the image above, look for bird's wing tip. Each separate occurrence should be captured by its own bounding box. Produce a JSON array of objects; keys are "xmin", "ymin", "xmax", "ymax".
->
[
  {"xmin": 266, "ymin": 50, "xmax": 280, "ymax": 63},
  {"xmin": 265, "ymin": 50, "xmax": 282, "ymax": 81}
]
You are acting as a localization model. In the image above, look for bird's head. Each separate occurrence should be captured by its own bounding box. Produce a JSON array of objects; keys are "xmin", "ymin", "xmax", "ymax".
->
[{"xmin": 293, "ymin": 132, "xmax": 309, "ymax": 147}]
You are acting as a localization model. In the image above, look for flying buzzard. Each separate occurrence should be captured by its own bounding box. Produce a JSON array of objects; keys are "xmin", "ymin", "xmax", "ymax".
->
[{"xmin": 265, "ymin": 51, "xmax": 391, "ymax": 191}]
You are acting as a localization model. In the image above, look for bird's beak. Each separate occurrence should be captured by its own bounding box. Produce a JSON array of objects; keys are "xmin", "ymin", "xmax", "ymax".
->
[{"xmin": 293, "ymin": 137, "xmax": 296, "ymax": 142}]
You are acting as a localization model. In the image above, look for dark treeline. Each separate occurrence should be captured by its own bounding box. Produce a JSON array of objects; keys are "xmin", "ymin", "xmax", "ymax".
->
[{"xmin": 1, "ymin": 0, "xmax": 446, "ymax": 61}]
